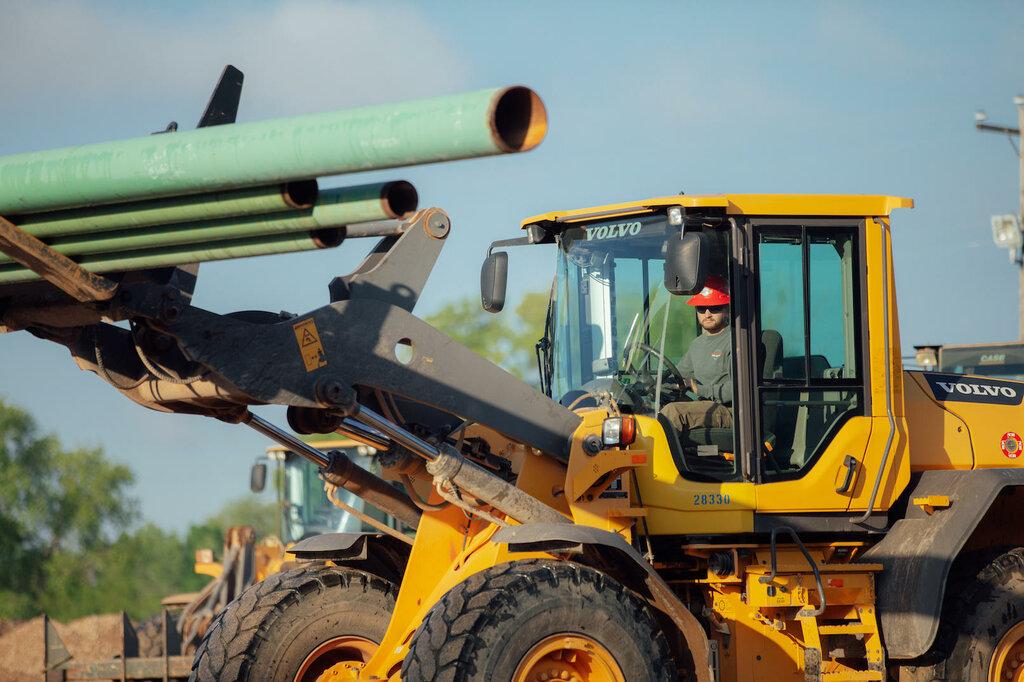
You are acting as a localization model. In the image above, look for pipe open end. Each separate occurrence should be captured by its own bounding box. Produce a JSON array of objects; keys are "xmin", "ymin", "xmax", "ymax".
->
[
  {"xmin": 490, "ymin": 86, "xmax": 547, "ymax": 153},
  {"xmin": 282, "ymin": 179, "xmax": 319, "ymax": 209},
  {"xmin": 380, "ymin": 181, "xmax": 419, "ymax": 218},
  {"xmin": 310, "ymin": 227, "xmax": 343, "ymax": 249}
]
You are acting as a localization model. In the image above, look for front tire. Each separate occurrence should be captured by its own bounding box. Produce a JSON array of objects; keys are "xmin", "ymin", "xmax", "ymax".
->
[
  {"xmin": 189, "ymin": 564, "xmax": 396, "ymax": 681},
  {"xmin": 911, "ymin": 547, "xmax": 1024, "ymax": 681},
  {"xmin": 402, "ymin": 559, "xmax": 676, "ymax": 682}
]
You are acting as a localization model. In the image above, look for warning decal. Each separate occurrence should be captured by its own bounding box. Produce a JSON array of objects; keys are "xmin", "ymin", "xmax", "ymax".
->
[
  {"xmin": 1001, "ymin": 431, "xmax": 1023, "ymax": 460},
  {"xmin": 292, "ymin": 318, "xmax": 327, "ymax": 372}
]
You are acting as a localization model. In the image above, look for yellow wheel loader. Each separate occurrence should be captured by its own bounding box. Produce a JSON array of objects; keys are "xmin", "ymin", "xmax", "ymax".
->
[
  {"xmin": 37, "ymin": 437, "xmax": 400, "ymax": 680},
  {"xmin": 9, "ymin": 191, "xmax": 1024, "ymax": 681}
]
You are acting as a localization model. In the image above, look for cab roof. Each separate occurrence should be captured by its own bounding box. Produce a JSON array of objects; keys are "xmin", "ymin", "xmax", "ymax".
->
[{"xmin": 521, "ymin": 194, "xmax": 913, "ymax": 227}]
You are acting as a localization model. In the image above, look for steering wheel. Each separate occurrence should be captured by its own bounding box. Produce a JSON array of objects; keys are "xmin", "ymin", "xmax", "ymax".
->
[
  {"xmin": 618, "ymin": 342, "xmax": 692, "ymax": 406},
  {"xmin": 637, "ymin": 343, "xmax": 690, "ymax": 394}
]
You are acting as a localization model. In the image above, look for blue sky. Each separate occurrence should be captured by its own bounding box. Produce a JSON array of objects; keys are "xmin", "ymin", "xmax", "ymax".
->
[{"xmin": 1, "ymin": 1, "xmax": 1023, "ymax": 531}]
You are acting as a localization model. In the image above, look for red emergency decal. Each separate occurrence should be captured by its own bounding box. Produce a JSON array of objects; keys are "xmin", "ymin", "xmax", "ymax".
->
[{"xmin": 1000, "ymin": 431, "xmax": 1023, "ymax": 459}]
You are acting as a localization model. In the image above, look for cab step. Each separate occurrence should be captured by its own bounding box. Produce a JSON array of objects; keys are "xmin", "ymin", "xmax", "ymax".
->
[
  {"xmin": 819, "ymin": 671, "xmax": 884, "ymax": 681},
  {"xmin": 818, "ymin": 623, "xmax": 876, "ymax": 635}
]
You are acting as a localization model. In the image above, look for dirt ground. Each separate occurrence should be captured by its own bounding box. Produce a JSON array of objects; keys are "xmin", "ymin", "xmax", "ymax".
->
[{"xmin": 0, "ymin": 614, "xmax": 124, "ymax": 682}]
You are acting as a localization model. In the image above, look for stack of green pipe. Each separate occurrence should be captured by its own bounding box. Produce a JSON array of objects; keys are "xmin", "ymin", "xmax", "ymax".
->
[
  {"xmin": 0, "ymin": 85, "xmax": 545, "ymax": 286},
  {"xmin": 0, "ymin": 86, "xmax": 545, "ymax": 214},
  {"xmin": 0, "ymin": 232, "xmax": 339, "ymax": 285},
  {"xmin": 0, "ymin": 180, "xmax": 418, "ymax": 283},
  {"xmin": 10, "ymin": 181, "xmax": 316, "ymax": 238}
]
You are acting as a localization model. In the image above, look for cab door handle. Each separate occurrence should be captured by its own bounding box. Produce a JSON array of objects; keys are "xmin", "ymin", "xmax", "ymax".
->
[{"xmin": 836, "ymin": 455, "xmax": 858, "ymax": 494}]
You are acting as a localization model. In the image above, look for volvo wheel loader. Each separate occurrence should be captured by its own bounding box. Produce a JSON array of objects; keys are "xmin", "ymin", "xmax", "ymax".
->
[
  {"xmin": 7, "ymin": 190, "xmax": 1024, "ymax": 681},
  {"xmin": 36, "ymin": 436, "xmax": 402, "ymax": 681}
]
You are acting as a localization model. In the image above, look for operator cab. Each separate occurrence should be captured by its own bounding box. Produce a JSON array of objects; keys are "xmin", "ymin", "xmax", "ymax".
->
[
  {"xmin": 543, "ymin": 210, "xmax": 742, "ymax": 480},
  {"xmin": 490, "ymin": 195, "xmax": 896, "ymax": 487}
]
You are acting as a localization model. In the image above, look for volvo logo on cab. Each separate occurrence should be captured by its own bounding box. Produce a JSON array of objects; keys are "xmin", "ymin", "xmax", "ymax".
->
[
  {"xmin": 585, "ymin": 221, "xmax": 642, "ymax": 241},
  {"xmin": 924, "ymin": 373, "xmax": 1023, "ymax": 406}
]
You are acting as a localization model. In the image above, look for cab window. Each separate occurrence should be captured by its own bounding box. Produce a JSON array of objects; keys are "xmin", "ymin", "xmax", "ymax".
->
[
  {"xmin": 550, "ymin": 217, "xmax": 739, "ymax": 482},
  {"xmin": 755, "ymin": 225, "xmax": 863, "ymax": 480}
]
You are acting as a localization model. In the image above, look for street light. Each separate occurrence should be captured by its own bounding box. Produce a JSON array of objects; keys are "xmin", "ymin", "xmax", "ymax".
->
[
  {"xmin": 913, "ymin": 345, "xmax": 940, "ymax": 371},
  {"xmin": 992, "ymin": 214, "xmax": 1023, "ymax": 257},
  {"xmin": 975, "ymin": 96, "xmax": 1024, "ymax": 339}
]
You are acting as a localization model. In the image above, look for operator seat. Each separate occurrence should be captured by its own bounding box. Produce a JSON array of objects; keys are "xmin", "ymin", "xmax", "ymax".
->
[{"xmin": 660, "ymin": 329, "xmax": 783, "ymax": 479}]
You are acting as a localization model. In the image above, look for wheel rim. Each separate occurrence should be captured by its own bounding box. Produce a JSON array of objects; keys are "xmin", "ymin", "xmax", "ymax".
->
[
  {"xmin": 293, "ymin": 635, "xmax": 377, "ymax": 682},
  {"xmin": 990, "ymin": 621, "xmax": 1024, "ymax": 682},
  {"xmin": 513, "ymin": 634, "xmax": 626, "ymax": 682}
]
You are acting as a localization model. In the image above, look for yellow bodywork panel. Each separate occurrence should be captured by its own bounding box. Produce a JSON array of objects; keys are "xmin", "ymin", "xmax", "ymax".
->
[
  {"xmin": 848, "ymin": 218, "xmax": 910, "ymax": 514},
  {"xmin": 631, "ymin": 414, "xmax": 756, "ymax": 535},
  {"xmin": 904, "ymin": 371, "xmax": 974, "ymax": 470},
  {"xmin": 522, "ymin": 193, "xmax": 913, "ymax": 227},
  {"xmin": 906, "ymin": 371, "xmax": 1024, "ymax": 469},
  {"xmin": 755, "ymin": 416, "xmax": 871, "ymax": 513}
]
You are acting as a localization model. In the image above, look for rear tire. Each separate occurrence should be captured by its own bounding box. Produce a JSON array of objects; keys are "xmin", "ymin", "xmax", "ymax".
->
[
  {"xmin": 401, "ymin": 559, "xmax": 676, "ymax": 682},
  {"xmin": 189, "ymin": 563, "xmax": 397, "ymax": 681},
  {"xmin": 907, "ymin": 547, "xmax": 1024, "ymax": 681}
]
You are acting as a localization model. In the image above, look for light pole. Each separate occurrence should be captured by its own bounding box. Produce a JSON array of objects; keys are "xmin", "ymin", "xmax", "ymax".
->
[{"xmin": 976, "ymin": 97, "xmax": 1024, "ymax": 340}]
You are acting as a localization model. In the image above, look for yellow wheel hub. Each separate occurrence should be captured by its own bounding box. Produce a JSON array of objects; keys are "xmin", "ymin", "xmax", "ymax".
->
[
  {"xmin": 513, "ymin": 634, "xmax": 625, "ymax": 682},
  {"xmin": 991, "ymin": 622, "xmax": 1024, "ymax": 682},
  {"xmin": 293, "ymin": 635, "xmax": 377, "ymax": 682}
]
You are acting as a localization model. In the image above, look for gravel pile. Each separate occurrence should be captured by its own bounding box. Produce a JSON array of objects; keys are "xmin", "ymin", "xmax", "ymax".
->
[{"xmin": 0, "ymin": 614, "xmax": 124, "ymax": 682}]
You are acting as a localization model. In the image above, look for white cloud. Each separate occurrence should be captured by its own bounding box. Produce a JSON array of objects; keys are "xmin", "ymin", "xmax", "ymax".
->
[{"xmin": 0, "ymin": 1, "xmax": 470, "ymax": 121}]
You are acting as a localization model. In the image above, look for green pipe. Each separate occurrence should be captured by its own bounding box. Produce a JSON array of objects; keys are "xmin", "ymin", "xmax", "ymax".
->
[
  {"xmin": 0, "ymin": 86, "xmax": 546, "ymax": 214},
  {"xmin": 0, "ymin": 230, "xmax": 342, "ymax": 284},
  {"xmin": 0, "ymin": 181, "xmax": 416, "ymax": 264},
  {"xmin": 12, "ymin": 181, "xmax": 318, "ymax": 239}
]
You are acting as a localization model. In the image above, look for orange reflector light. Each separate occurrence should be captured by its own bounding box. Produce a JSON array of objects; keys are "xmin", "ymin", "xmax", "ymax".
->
[{"xmin": 620, "ymin": 415, "xmax": 636, "ymax": 445}]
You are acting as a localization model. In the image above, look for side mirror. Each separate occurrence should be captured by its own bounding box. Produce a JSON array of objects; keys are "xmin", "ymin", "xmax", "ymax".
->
[
  {"xmin": 481, "ymin": 251, "xmax": 509, "ymax": 313},
  {"xmin": 664, "ymin": 231, "xmax": 709, "ymax": 295},
  {"xmin": 249, "ymin": 462, "xmax": 267, "ymax": 493}
]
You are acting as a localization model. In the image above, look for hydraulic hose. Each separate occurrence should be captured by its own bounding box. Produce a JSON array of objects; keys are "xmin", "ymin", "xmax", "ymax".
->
[{"xmin": 352, "ymin": 404, "xmax": 569, "ymax": 526}]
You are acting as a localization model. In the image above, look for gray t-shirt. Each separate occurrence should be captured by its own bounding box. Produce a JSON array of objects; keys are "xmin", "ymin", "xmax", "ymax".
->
[{"xmin": 678, "ymin": 326, "xmax": 732, "ymax": 405}]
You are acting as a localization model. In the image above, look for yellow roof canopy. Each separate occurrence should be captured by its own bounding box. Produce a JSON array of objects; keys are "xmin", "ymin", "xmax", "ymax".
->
[{"xmin": 521, "ymin": 194, "xmax": 913, "ymax": 227}]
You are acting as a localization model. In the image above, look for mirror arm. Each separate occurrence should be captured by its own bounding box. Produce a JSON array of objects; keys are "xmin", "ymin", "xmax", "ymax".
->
[{"xmin": 486, "ymin": 235, "xmax": 533, "ymax": 257}]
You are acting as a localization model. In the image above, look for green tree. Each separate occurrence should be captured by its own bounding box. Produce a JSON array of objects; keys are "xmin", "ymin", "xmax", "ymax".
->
[
  {"xmin": 201, "ymin": 496, "xmax": 278, "ymax": 540},
  {"xmin": 425, "ymin": 290, "xmax": 549, "ymax": 382},
  {"xmin": 39, "ymin": 523, "xmax": 199, "ymax": 621},
  {"xmin": 0, "ymin": 399, "xmax": 137, "ymax": 619}
]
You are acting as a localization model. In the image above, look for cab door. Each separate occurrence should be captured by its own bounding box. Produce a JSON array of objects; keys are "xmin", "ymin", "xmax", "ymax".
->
[{"xmin": 745, "ymin": 218, "xmax": 875, "ymax": 514}]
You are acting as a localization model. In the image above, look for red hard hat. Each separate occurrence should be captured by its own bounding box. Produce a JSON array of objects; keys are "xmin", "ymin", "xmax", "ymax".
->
[{"xmin": 686, "ymin": 274, "xmax": 730, "ymax": 307}]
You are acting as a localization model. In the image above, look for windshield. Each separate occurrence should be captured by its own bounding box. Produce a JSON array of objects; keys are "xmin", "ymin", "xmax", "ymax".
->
[
  {"xmin": 281, "ymin": 447, "xmax": 395, "ymax": 543},
  {"xmin": 939, "ymin": 344, "xmax": 1024, "ymax": 380},
  {"xmin": 549, "ymin": 215, "xmax": 732, "ymax": 413},
  {"xmin": 547, "ymin": 213, "xmax": 737, "ymax": 480}
]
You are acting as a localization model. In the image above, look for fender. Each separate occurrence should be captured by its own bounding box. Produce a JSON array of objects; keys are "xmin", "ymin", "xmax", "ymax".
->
[
  {"xmin": 861, "ymin": 468, "xmax": 1024, "ymax": 659},
  {"xmin": 492, "ymin": 523, "xmax": 714, "ymax": 682},
  {"xmin": 289, "ymin": 532, "xmax": 411, "ymax": 584}
]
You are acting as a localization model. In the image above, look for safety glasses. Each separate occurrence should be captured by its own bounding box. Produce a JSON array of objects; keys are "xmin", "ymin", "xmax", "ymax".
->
[{"xmin": 695, "ymin": 305, "xmax": 726, "ymax": 314}]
